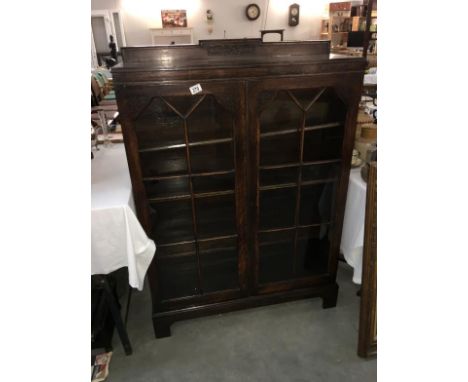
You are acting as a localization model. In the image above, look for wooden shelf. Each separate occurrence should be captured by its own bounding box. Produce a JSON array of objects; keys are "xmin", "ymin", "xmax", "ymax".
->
[
  {"xmin": 139, "ymin": 137, "xmax": 232, "ymax": 153},
  {"xmin": 259, "ymin": 178, "xmax": 338, "ymax": 192},
  {"xmin": 258, "ymin": 222, "xmax": 332, "ymax": 235},
  {"xmin": 148, "ymin": 188, "xmax": 235, "ymax": 203},
  {"xmin": 260, "ymin": 122, "xmax": 342, "ymax": 139},
  {"xmin": 259, "ymin": 158, "xmax": 341, "ymax": 171},
  {"xmin": 143, "ymin": 169, "xmax": 235, "ymax": 182},
  {"xmin": 158, "ymin": 234, "xmax": 238, "ymax": 249}
]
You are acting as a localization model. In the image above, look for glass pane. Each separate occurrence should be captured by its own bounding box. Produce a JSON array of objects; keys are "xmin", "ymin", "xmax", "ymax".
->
[
  {"xmin": 296, "ymin": 225, "xmax": 331, "ymax": 277},
  {"xmin": 260, "ymin": 134, "xmax": 299, "ymax": 166},
  {"xmin": 305, "ymin": 88, "xmax": 347, "ymax": 126},
  {"xmin": 187, "ymin": 95, "xmax": 233, "ymax": 142},
  {"xmin": 259, "ymin": 230, "xmax": 295, "ymax": 283},
  {"xmin": 144, "ymin": 177, "xmax": 189, "ymax": 199},
  {"xmin": 196, "ymin": 194, "xmax": 236, "ymax": 238},
  {"xmin": 139, "ymin": 147, "xmax": 187, "ymax": 177},
  {"xmin": 259, "ymin": 91, "xmax": 302, "ymax": 134},
  {"xmin": 303, "ymin": 126, "xmax": 344, "ymax": 162},
  {"xmin": 163, "ymin": 95, "xmax": 204, "ymax": 118},
  {"xmin": 133, "ymin": 97, "xmax": 185, "ymax": 149},
  {"xmin": 190, "ymin": 142, "xmax": 234, "ymax": 173},
  {"xmin": 199, "ymin": 238, "xmax": 239, "ymax": 293},
  {"xmin": 150, "ymin": 200, "xmax": 194, "ymax": 244},
  {"xmin": 157, "ymin": 243, "xmax": 198, "ymax": 299},
  {"xmin": 290, "ymin": 88, "xmax": 327, "ymax": 113},
  {"xmin": 299, "ymin": 182, "xmax": 337, "ymax": 226},
  {"xmin": 302, "ymin": 162, "xmax": 340, "ymax": 182},
  {"xmin": 305, "ymin": 100, "xmax": 332, "ymax": 126},
  {"xmin": 260, "ymin": 167, "xmax": 298, "ymax": 187},
  {"xmin": 259, "ymin": 188, "xmax": 296, "ymax": 230},
  {"xmin": 192, "ymin": 173, "xmax": 235, "ymax": 194}
]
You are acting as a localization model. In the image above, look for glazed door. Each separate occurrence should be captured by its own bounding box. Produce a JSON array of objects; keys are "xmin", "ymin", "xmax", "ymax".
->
[
  {"xmin": 118, "ymin": 81, "xmax": 248, "ymax": 308},
  {"xmin": 248, "ymin": 76, "xmax": 359, "ymax": 294}
]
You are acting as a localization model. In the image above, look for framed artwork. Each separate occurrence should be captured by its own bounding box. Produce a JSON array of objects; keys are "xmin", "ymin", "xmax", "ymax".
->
[
  {"xmin": 321, "ymin": 20, "xmax": 329, "ymax": 33},
  {"xmin": 161, "ymin": 10, "xmax": 187, "ymax": 28}
]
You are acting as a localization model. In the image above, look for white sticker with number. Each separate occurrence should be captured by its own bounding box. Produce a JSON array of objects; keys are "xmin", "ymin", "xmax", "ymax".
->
[{"xmin": 189, "ymin": 83, "xmax": 203, "ymax": 95}]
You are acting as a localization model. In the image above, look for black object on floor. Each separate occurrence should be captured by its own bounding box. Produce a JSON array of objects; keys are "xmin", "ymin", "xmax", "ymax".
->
[
  {"xmin": 91, "ymin": 281, "xmax": 114, "ymax": 352},
  {"xmin": 92, "ymin": 274, "xmax": 133, "ymax": 355}
]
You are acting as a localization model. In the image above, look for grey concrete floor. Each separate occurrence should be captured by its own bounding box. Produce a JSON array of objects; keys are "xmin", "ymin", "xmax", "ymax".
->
[{"xmin": 107, "ymin": 262, "xmax": 376, "ymax": 382}]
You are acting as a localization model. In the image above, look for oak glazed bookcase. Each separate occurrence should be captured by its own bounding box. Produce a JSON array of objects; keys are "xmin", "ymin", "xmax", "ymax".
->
[{"xmin": 113, "ymin": 39, "xmax": 366, "ymax": 338}]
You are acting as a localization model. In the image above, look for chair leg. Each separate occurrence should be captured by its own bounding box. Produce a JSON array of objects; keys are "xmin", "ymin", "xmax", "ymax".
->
[
  {"xmin": 124, "ymin": 286, "xmax": 133, "ymax": 326},
  {"xmin": 100, "ymin": 278, "xmax": 133, "ymax": 356}
]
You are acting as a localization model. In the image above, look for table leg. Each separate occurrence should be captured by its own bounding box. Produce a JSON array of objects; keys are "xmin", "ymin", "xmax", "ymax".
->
[
  {"xmin": 101, "ymin": 278, "xmax": 133, "ymax": 356},
  {"xmin": 124, "ymin": 286, "xmax": 133, "ymax": 325}
]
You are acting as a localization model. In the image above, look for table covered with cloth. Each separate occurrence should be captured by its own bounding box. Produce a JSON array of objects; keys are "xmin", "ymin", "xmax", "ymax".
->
[
  {"xmin": 91, "ymin": 144, "xmax": 156, "ymax": 291},
  {"xmin": 340, "ymin": 168, "xmax": 367, "ymax": 284}
]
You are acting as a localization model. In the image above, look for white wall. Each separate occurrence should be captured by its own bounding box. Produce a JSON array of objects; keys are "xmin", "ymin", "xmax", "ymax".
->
[{"xmin": 91, "ymin": 0, "xmax": 330, "ymax": 46}]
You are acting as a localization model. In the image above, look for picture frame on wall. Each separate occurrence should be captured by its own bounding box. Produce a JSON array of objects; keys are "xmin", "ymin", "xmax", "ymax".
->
[
  {"xmin": 161, "ymin": 10, "xmax": 188, "ymax": 28},
  {"xmin": 321, "ymin": 19, "xmax": 329, "ymax": 33}
]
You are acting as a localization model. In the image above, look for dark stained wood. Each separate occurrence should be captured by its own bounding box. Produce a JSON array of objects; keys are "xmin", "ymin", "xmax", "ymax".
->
[
  {"xmin": 248, "ymin": 75, "xmax": 362, "ymax": 293},
  {"xmin": 326, "ymin": 83, "xmax": 363, "ymax": 279},
  {"xmin": 260, "ymin": 158, "xmax": 341, "ymax": 170},
  {"xmin": 113, "ymin": 39, "xmax": 365, "ymax": 337},
  {"xmin": 293, "ymin": 112, "xmax": 306, "ymax": 274},
  {"xmin": 182, "ymin": 114, "xmax": 203, "ymax": 294},
  {"xmin": 156, "ymin": 234, "xmax": 238, "ymax": 251},
  {"xmin": 258, "ymin": 223, "xmax": 331, "ymax": 235},
  {"xmin": 259, "ymin": 178, "xmax": 337, "ymax": 192},
  {"xmin": 358, "ymin": 161, "xmax": 377, "ymax": 357},
  {"xmin": 153, "ymin": 282, "xmax": 338, "ymax": 338},
  {"xmin": 289, "ymin": 88, "xmax": 327, "ymax": 275},
  {"xmin": 118, "ymin": 39, "xmax": 330, "ymax": 69},
  {"xmin": 143, "ymin": 169, "xmax": 235, "ymax": 182},
  {"xmin": 260, "ymin": 29, "xmax": 285, "ymax": 41},
  {"xmin": 260, "ymin": 121, "xmax": 342, "ymax": 138},
  {"xmin": 234, "ymin": 81, "xmax": 250, "ymax": 294}
]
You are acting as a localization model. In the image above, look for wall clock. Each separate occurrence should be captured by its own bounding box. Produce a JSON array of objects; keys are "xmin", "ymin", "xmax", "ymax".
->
[
  {"xmin": 246, "ymin": 4, "xmax": 261, "ymax": 21},
  {"xmin": 289, "ymin": 3, "xmax": 300, "ymax": 26}
]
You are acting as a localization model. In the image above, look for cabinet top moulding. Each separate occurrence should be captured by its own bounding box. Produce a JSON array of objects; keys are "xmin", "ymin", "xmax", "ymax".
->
[{"xmin": 112, "ymin": 39, "xmax": 366, "ymax": 82}]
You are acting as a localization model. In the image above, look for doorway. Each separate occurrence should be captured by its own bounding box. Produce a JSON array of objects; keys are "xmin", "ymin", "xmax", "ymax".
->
[{"xmin": 91, "ymin": 10, "xmax": 126, "ymax": 67}]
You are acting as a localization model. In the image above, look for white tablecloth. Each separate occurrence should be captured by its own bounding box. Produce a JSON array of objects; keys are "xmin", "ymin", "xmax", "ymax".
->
[
  {"xmin": 364, "ymin": 67, "xmax": 377, "ymax": 85},
  {"xmin": 340, "ymin": 168, "xmax": 367, "ymax": 284},
  {"xmin": 91, "ymin": 144, "xmax": 156, "ymax": 291}
]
